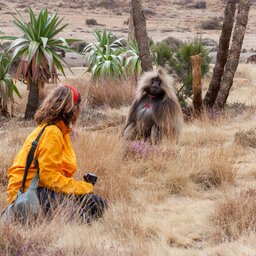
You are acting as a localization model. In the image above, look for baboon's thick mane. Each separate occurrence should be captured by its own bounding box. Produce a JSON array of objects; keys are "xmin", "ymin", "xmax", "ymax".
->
[
  {"xmin": 124, "ymin": 67, "xmax": 183, "ymax": 143},
  {"xmin": 136, "ymin": 67, "xmax": 176, "ymax": 100}
]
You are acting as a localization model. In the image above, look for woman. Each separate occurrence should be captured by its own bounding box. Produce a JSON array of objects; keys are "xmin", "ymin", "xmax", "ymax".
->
[{"xmin": 7, "ymin": 84, "xmax": 107, "ymax": 222}]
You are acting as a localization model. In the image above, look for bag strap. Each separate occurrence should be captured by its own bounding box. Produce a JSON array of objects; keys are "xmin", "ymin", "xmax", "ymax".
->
[{"xmin": 20, "ymin": 125, "xmax": 50, "ymax": 193}]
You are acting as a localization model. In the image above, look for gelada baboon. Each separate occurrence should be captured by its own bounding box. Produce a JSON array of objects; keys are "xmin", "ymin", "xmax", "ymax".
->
[{"xmin": 124, "ymin": 68, "xmax": 183, "ymax": 144}]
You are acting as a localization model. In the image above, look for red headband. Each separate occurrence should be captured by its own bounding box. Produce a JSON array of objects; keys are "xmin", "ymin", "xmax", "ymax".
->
[{"xmin": 65, "ymin": 84, "xmax": 79, "ymax": 104}]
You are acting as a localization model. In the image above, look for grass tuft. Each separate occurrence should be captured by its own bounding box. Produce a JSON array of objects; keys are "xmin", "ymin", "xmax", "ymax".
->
[
  {"xmin": 213, "ymin": 189, "xmax": 256, "ymax": 241},
  {"xmin": 235, "ymin": 129, "xmax": 256, "ymax": 148}
]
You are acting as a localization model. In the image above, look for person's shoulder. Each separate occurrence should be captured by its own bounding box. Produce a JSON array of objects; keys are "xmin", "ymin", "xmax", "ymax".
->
[
  {"xmin": 36, "ymin": 124, "xmax": 64, "ymax": 150},
  {"xmin": 44, "ymin": 124, "xmax": 63, "ymax": 138}
]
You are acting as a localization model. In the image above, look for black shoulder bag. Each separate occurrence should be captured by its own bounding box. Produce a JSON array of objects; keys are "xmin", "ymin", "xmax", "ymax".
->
[{"xmin": 1, "ymin": 125, "xmax": 49, "ymax": 222}]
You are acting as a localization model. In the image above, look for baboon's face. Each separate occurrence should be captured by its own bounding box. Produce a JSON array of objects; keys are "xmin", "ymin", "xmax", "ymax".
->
[{"xmin": 148, "ymin": 76, "xmax": 164, "ymax": 96}]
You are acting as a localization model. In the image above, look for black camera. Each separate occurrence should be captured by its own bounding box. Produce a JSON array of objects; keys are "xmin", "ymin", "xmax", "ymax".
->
[{"xmin": 84, "ymin": 173, "xmax": 98, "ymax": 185}]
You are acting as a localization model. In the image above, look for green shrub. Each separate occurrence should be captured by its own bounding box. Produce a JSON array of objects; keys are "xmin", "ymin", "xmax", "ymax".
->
[
  {"xmin": 168, "ymin": 37, "xmax": 210, "ymax": 107},
  {"xmin": 152, "ymin": 42, "xmax": 173, "ymax": 67}
]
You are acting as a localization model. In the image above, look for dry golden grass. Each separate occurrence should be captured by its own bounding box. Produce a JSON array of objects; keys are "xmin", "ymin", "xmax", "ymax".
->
[
  {"xmin": 87, "ymin": 79, "xmax": 135, "ymax": 108},
  {"xmin": 212, "ymin": 188, "xmax": 256, "ymax": 241},
  {"xmin": 67, "ymin": 77, "xmax": 136, "ymax": 108},
  {"xmin": 235, "ymin": 128, "xmax": 256, "ymax": 148},
  {"xmin": 190, "ymin": 146, "xmax": 238, "ymax": 190},
  {"xmin": 1, "ymin": 64, "xmax": 256, "ymax": 255}
]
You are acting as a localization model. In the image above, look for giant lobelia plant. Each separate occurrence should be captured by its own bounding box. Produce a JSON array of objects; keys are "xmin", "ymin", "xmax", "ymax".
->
[
  {"xmin": 0, "ymin": 8, "xmax": 77, "ymax": 119},
  {"xmin": 124, "ymin": 39, "xmax": 142, "ymax": 79},
  {"xmin": 84, "ymin": 30, "xmax": 125, "ymax": 80},
  {"xmin": 0, "ymin": 53, "xmax": 21, "ymax": 116}
]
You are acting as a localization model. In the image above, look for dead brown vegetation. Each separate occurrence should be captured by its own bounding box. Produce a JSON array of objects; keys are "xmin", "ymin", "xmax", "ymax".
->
[
  {"xmin": 190, "ymin": 146, "xmax": 238, "ymax": 190},
  {"xmin": 66, "ymin": 77, "xmax": 135, "ymax": 108},
  {"xmin": 235, "ymin": 128, "xmax": 256, "ymax": 148},
  {"xmin": 213, "ymin": 189, "xmax": 256, "ymax": 241},
  {"xmin": 1, "ymin": 57, "xmax": 256, "ymax": 256},
  {"xmin": 88, "ymin": 80, "xmax": 135, "ymax": 107}
]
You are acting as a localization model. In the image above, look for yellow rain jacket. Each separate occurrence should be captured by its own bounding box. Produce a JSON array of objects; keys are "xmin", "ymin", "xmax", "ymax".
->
[{"xmin": 7, "ymin": 121, "xmax": 93, "ymax": 203}]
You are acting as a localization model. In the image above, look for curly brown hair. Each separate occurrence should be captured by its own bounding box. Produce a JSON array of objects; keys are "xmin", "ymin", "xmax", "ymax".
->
[{"xmin": 35, "ymin": 86, "xmax": 81, "ymax": 126}]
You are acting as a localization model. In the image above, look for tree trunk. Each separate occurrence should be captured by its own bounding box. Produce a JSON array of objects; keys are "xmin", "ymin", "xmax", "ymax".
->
[
  {"xmin": 191, "ymin": 55, "xmax": 203, "ymax": 114},
  {"xmin": 131, "ymin": 0, "xmax": 153, "ymax": 72},
  {"xmin": 203, "ymin": 0, "xmax": 237, "ymax": 108},
  {"xmin": 25, "ymin": 80, "xmax": 39, "ymax": 119},
  {"xmin": 38, "ymin": 80, "xmax": 45, "ymax": 105},
  {"xmin": 128, "ymin": 9, "xmax": 135, "ymax": 42},
  {"xmin": 214, "ymin": 0, "xmax": 251, "ymax": 108}
]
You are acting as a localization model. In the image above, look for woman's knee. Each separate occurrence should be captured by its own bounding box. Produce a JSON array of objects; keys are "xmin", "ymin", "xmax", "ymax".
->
[{"xmin": 78, "ymin": 194, "xmax": 107, "ymax": 220}]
